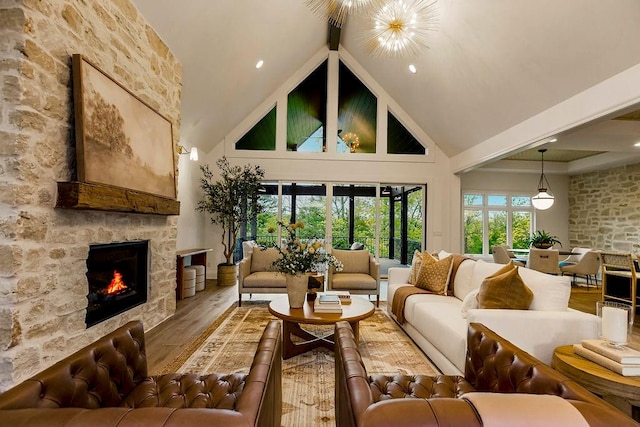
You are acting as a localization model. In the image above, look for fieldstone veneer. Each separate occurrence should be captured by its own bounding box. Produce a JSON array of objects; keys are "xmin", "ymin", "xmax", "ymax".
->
[
  {"xmin": 0, "ymin": 0, "xmax": 182, "ymax": 389},
  {"xmin": 568, "ymin": 163, "xmax": 640, "ymax": 254}
]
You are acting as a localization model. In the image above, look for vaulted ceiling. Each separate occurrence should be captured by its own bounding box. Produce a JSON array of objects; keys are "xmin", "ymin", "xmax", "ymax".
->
[{"xmin": 131, "ymin": 0, "xmax": 640, "ymax": 170}]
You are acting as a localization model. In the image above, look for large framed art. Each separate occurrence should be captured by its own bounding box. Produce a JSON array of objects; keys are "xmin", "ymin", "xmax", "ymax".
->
[{"xmin": 72, "ymin": 54, "xmax": 176, "ymax": 199}]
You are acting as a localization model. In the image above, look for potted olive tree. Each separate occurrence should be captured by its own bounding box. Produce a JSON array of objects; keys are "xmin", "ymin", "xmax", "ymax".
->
[{"xmin": 197, "ymin": 156, "xmax": 264, "ymax": 285}]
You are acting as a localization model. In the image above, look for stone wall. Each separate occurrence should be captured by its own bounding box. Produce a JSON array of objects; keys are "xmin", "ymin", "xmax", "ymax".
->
[
  {"xmin": 0, "ymin": 0, "xmax": 182, "ymax": 389},
  {"xmin": 568, "ymin": 163, "xmax": 640, "ymax": 254}
]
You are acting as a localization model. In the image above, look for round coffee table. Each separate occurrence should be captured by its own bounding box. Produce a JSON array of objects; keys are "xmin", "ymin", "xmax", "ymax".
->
[
  {"xmin": 268, "ymin": 296, "xmax": 375, "ymax": 359},
  {"xmin": 552, "ymin": 345, "xmax": 640, "ymax": 421}
]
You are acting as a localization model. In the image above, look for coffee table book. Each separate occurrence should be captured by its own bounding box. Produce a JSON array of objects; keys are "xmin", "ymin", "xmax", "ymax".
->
[
  {"xmin": 314, "ymin": 294, "xmax": 342, "ymax": 313},
  {"xmin": 573, "ymin": 344, "xmax": 640, "ymax": 376},
  {"xmin": 324, "ymin": 290, "xmax": 351, "ymax": 304},
  {"xmin": 581, "ymin": 339, "xmax": 640, "ymax": 364}
]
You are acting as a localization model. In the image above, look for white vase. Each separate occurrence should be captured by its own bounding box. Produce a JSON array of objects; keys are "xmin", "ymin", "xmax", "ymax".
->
[{"xmin": 286, "ymin": 272, "xmax": 308, "ymax": 308}]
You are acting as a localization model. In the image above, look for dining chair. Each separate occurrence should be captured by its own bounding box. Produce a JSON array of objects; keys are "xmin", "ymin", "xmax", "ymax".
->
[
  {"xmin": 528, "ymin": 248, "xmax": 561, "ymax": 274},
  {"xmin": 560, "ymin": 250, "xmax": 601, "ymax": 289},
  {"xmin": 558, "ymin": 247, "xmax": 591, "ymax": 268},
  {"xmin": 492, "ymin": 245, "xmax": 525, "ymax": 267}
]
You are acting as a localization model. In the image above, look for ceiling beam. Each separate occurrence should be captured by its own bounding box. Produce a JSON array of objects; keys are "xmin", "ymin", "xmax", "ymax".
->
[{"xmin": 328, "ymin": 23, "xmax": 341, "ymax": 51}]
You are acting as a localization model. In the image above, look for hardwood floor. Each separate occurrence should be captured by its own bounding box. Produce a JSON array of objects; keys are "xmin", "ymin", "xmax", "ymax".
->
[
  {"xmin": 145, "ymin": 281, "xmax": 237, "ymax": 373},
  {"xmin": 145, "ymin": 281, "xmax": 640, "ymax": 374}
]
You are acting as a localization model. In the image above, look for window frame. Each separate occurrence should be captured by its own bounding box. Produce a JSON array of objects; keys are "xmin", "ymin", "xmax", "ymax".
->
[{"xmin": 462, "ymin": 192, "xmax": 535, "ymax": 256}]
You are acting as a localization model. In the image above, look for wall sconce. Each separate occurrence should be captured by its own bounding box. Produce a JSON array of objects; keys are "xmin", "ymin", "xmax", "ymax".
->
[{"xmin": 177, "ymin": 145, "xmax": 198, "ymax": 161}]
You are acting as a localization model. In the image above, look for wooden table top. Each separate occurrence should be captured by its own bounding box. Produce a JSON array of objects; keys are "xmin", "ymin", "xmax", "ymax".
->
[
  {"xmin": 268, "ymin": 296, "xmax": 375, "ymax": 325},
  {"xmin": 552, "ymin": 345, "xmax": 640, "ymax": 402}
]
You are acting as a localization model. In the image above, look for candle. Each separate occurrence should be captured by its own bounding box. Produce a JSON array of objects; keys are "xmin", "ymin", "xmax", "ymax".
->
[{"xmin": 601, "ymin": 306, "xmax": 628, "ymax": 344}]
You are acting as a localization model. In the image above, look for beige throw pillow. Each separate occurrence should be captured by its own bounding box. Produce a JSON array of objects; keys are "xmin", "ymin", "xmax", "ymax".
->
[
  {"xmin": 408, "ymin": 250, "xmax": 423, "ymax": 285},
  {"xmin": 477, "ymin": 263, "xmax": 533, "ymax": 310},
  {"xmin": 414, "ymin": 252, "xmax": 453, "ymax": 295}
]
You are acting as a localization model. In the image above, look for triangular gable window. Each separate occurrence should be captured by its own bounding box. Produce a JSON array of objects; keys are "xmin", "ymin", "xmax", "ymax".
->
[
  {"xmin": 287, "ymin": 60, "xmax": 328, "ymax": 152},
  {"xmin": 338, "ymin": 61, "xmax": 376, "ymax": 153},
  {"xmin": 235, "ymin": 106, "xmax": 276, "ymax": 151},
  {"xmin": 387, "ymin": 111, "xmax": 425, "ymax": 155}
]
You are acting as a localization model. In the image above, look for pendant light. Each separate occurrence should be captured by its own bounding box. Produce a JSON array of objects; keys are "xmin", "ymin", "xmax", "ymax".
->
[{"xmin": 531, "ymin": 148, "xmax": 554, "ymax": 210}]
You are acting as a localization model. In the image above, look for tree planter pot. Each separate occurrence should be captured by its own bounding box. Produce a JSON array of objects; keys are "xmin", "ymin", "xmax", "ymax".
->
[
  {"xmin": 217, "ymin": 263, "xmax": 236, "ymax": 286},
  {"xmin": 286, "ymin": 272, "xmax": 308, "ymax": 308}
]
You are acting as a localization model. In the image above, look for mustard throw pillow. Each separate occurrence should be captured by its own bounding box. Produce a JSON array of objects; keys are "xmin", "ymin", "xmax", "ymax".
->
[
  {"xmin": 414, "ymin": 252, "xmax": 453, "ymax": 295},
  {"xmin": 477, "ymin": 264, "xmax": 533, "ymax": 310}
]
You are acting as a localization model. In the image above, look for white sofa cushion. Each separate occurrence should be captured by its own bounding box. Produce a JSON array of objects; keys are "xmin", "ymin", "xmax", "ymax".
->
[
  {"xmin": 452, "ymin": 259, "xmax": 476, "ymax": 300},
  {"xmin": 517, "ymin": 266, "xmax": 571, "ymax": 311},
  {"xmin": 411, "ymin": 296, "xmax": 468, "ymax": 372}
]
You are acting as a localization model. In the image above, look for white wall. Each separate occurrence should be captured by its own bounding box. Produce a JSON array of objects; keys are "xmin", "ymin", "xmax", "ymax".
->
[
  {"xmin": 176, "ymin": 152, "xmax": 207, "ymax": 251},
  {"xmin": 460, "ymin": 170, "xmax": 570, "ymax": 248}
]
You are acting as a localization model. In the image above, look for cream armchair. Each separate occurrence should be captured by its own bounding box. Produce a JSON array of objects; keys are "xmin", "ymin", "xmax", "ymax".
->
[
  {"xmin": 238, "ymin": 247, "xmax": 286, "ymax": 306},
  {"xmin": 492, "ymin": 245, "xmax": 525, "ymax": 266},
  {"xmin": 327, "ymin": 249, "xmax": 380, "ymax": 307}
]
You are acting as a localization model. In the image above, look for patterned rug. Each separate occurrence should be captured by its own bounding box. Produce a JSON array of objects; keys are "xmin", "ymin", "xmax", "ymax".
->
[{"xmin": 159, "ymin": 300, "xmax": 439, "ymax": 427}]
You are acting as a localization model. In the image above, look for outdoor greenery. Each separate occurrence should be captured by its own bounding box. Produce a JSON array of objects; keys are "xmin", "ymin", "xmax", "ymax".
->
[
  {"xmin": 463, "ymin": 193, "xmax": 533, "ymax": 254},
  {"xmin": 197, "ymin": 157, "xmax": 264, "ymax": 265},
  {"xmin": 253, "ymin": 186, "xmax": 423, "ymax": 259}
]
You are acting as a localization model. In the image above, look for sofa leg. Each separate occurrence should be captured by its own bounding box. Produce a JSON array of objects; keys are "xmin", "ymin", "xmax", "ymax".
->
[
  {"xmin": 376, "ymin": 295, "xmax": 379, "ymax": 307},
  {"xmin": 238, "ymin": 295, "xmax": 242, "ymax": 307}
]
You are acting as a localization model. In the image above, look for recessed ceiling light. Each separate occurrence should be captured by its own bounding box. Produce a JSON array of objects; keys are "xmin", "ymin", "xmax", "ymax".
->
[
  {"xmin": 548, "ymin": 138, "xmax": 558, "ymax": 143},
  {"xmin": 634, "ymin": 142, "xmax": 640, "ymax": 147},
  {"xmin": 408, "ymin": 64, "xmax": 417, "ymax": 74},
  {"xmin": 256, "ymin": 60, "xmax": 264, "ymax": 69}
]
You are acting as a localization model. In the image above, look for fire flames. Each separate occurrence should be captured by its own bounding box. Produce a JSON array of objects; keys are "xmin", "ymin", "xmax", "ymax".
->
[{"xmin": 103, "ymin": 270, "xmax": 128, "ymax": 295}]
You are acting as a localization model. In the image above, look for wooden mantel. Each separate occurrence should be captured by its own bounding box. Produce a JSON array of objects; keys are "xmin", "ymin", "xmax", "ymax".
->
[{"xmin": 56, "ymin": 181, "xmax": 180, "ymax": 215}]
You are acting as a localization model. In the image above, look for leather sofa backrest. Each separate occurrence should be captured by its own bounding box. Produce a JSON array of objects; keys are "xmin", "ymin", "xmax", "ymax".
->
[
  {"xmin": 0, "ymin": 320, "xmax": 148, "ymax": 409},
  {"xmin": 465, "ymin": 322, "xmax": 601, "ymax": 403}
]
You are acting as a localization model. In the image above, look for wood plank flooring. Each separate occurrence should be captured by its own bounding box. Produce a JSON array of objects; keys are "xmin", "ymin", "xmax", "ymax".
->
[{"xmin": 145, "ymin": 281, "xmax": 640, "ymax": 374}]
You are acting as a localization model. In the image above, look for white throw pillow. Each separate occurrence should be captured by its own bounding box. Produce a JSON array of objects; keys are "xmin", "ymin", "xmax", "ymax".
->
[
  {"xmin": 460, "ymin": 289, "xmax": 479, "ymax": 319},
  {"xmin": 517, "ymin": 266, "xmax": 571, "ymax": 311},
  {"xmin": 438, "ymin": 250, "xmax": 452, "ymax": 260}
]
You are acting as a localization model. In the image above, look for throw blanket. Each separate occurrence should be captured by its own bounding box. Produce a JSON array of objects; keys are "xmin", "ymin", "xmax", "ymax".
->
[{"xmin": 391, "ymin": 254, "xmax": 472, "ymax": 324}]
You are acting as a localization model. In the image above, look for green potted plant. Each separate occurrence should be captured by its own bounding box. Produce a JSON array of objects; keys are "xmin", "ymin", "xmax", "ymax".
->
[
  {"xmin": 528, "ymin": 230, "xmax": 562, "ymax": 249},
  {"xmin": 197, "ymin": 156, "xmax": 265, "ymax": 285}
]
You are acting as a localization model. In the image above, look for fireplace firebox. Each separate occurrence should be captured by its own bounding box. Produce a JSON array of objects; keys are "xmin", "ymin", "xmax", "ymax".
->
[{"xmin": 85, "ymin": 240, "xmax": 149, "ymax": 327}]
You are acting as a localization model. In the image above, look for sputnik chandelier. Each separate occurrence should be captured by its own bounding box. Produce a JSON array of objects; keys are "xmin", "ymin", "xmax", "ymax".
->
[
  {"xmin": 304, "ymin": 0, "xmax": 386, "ymax": 28},
  {"xmin": 305, "ymin": 0, "xmax": 438, "ymax": 57},
  {"xmin": 365, "ymin": 0, "xmax": 438, "ymax": 57}
]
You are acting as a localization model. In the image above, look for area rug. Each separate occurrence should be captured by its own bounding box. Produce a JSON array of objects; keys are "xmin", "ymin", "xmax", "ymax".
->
[{"xmin": 159, "ymin": 301, "xmax": 439, "ymax": 427}]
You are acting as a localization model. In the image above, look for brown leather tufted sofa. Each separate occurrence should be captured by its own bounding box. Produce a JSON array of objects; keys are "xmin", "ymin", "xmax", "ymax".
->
[
  {"xmin": 335, "ymin": 320, "xmax": 639, "ymax": 427},
  {"xmin": 0, "ymin": 319, "xmax": 282, "ymax": 427}
]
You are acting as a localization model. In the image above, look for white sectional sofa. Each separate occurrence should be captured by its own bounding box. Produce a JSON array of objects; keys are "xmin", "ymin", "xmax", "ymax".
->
[{"xmin": 387, "ymin": 258, "xmax": 599, "ymax": 375}]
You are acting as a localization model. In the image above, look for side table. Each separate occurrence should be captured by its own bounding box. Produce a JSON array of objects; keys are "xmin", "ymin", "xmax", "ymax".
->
[
  {"xmin": 176, "ymin": 248, "xmax": 212, "ymax": 300},
  {"xmin": 552, "ymin": 344, "xmax": 640, "ymax": 421}
]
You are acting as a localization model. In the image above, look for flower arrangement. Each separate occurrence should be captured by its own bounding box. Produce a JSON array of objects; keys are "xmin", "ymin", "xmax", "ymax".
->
[{"xmin": 271, "ymin": 221, "xmax": 343, "ymax": 275}]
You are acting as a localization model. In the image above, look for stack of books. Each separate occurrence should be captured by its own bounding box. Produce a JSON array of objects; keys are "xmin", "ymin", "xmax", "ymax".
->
[
  {"xmin": 324, "ymin": 290, "xmax": 351, "ymax": 304},
  {"xmin": 313, "ymin": 293, "xmax": 343, "ymax": 313},
  {"xmin": 573, "ymin": 339, "xmax": 640, "ymax": 376}
]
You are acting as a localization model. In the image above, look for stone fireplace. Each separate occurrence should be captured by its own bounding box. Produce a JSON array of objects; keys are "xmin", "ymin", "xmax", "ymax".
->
[
  {"xmin": 0, "ymin": 0, "xmax": 183, "ymax": 390},
  {"xmin": 85, "ymin": 241, "xmax": 149, "ymax": 327}
]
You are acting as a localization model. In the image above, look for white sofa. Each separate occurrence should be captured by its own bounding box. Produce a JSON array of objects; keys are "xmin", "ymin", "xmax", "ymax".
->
[{"xmin": 387, "ymin": 258, "xmax": 599, "ymax": 375}]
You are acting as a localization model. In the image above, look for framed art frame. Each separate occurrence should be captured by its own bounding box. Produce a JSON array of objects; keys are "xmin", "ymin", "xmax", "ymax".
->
[{"xmin": 72, "ymin": 54, "xmax": 177, "ymax": 199}]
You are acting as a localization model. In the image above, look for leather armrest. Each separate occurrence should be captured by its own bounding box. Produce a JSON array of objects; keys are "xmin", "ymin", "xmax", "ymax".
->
[{"xmin": 359, "ymin": 398, "xmax": 481, "ymax": 427}]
